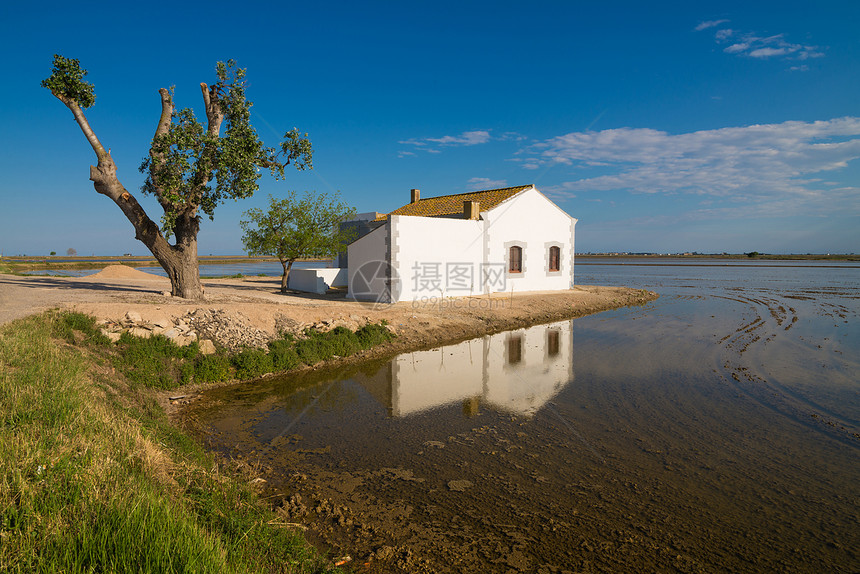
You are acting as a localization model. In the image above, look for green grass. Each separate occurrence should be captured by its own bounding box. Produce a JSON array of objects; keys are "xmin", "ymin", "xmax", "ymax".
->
[
  {"xmin": 60, "ymin": 313, "xmax": 396, "ymax": 390},
  {"xmin": 232, "ymin": 348, "xmax": 274, "ymax": 379},
  {"xmin": 193, "ymin": 354, "xmax": 233, "ymax": 383},
  {"xmin": 0, "ymin": 311, "xmax": 339, "ymax": 573},
  {"xmin": 114, "ymin": 331, "xmax": 199, "ymax": 389}
]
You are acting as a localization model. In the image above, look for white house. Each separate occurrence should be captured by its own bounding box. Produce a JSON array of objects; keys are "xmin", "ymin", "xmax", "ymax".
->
[{"xmin": 346, "ymin": 184, "xmax": 577, "ymax": 303}]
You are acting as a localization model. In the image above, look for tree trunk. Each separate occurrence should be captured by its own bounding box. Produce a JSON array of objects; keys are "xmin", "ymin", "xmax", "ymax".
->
[
  {"xmin": 87, "ymin": 158, "xmax": 203, "ymax": 298},
  {"xmin": 280, "ymin": 259, "xmax": 294, "ymax": 293},
  {"xmin": 166, "ymin": 214, "xmax": 204, "ymax": 299}
]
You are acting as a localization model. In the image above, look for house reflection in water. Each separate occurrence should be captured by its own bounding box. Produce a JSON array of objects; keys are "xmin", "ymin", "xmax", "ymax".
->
[{"xmin": 354, "ymin": 320, "xmax": 574, "ymax": 418}]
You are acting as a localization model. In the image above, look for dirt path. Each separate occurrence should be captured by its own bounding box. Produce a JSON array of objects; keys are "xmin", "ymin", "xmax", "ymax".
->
[{"xmin": 0, "ymin": 268, "xmax": 657, "ymax": 353}]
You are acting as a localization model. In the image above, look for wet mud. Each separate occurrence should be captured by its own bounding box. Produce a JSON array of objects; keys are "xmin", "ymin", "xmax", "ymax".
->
[{"xmin": 184, "ymin": 262, "xmax": 859, "ymax": 572}]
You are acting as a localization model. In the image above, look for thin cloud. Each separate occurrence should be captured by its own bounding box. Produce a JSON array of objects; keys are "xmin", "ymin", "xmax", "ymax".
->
[
  {"xmin": 399, "ymin": 130, "xmax": 492, "ymax": 155},
  {"xmin": 530, "ymin": 118, "xmax": 860, "ymax": 218},
  {"xmin": 695, "ymin": 19, "xmax": 729, "ymax": 31},
  {"xmin": 697, "ymin": 22, "xmax": 824, "ymax": 65},
  {"xmin": 466, "ymin": 177, "xmax": 507, "ymax": 191},
  {"xmin": 427, "ymin": 130, "xmax": 491, "ymax": 146},
  {"xmin": 749, "ymin": 46, "xmax": 793, "ymax": 58}
]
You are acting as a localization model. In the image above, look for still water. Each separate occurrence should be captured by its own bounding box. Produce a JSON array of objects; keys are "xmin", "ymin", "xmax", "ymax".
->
[{"xmin": 188, "ymin": 260, "xmax": 859, "ymax": 572}]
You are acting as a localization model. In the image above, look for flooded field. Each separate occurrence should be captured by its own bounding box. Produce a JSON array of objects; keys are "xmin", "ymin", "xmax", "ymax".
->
[{"xmin": 185, "ymin": 260, "xmax": 859, "ymax": 572}]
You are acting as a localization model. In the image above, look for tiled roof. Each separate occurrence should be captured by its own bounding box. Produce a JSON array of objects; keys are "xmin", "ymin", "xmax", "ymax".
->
[{"xmin": 375, "ymin": 184, "xmax": 533, "ymax": 221}]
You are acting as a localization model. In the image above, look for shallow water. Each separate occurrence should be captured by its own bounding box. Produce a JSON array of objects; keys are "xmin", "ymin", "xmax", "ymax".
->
[{"xmin": 188, "ymin": 260, "xmax": 860, "ymax": 572}]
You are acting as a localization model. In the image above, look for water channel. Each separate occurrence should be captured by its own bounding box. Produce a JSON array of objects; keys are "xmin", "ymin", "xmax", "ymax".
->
[{"xmin": 185, "ymin": 260, "xmax": 859, "ymax": 572}]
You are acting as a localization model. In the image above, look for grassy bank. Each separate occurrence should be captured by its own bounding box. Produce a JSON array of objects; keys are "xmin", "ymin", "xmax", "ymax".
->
[{"xmin": 0, "ymin": 311, "xmax": 362, "ymax": 573}]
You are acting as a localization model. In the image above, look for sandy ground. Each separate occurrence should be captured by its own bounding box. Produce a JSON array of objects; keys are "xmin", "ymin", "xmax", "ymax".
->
[{"xmin": 0, "ymin": 266, "xmax": 658, "ymax": 353}]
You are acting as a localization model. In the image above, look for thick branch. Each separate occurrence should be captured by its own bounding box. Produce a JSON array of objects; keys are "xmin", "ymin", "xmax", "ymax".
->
[
  {"xmin": 146, "ymin": 88, "xmax": 175, "ymax": 211},
  {"xmin": 200, "ymin": 82, "xmax": 224, "ymax": 136},
  {"xmin": 55, "ymin": 95, "xmax": 109, "ymax": 163},
  {"xmin": 189, "ymin": 83, "xmax": 226, "ymax": 216},
  {"xmin": 156, "ymin": 88, "xmax": 174, "ymax": 135}
]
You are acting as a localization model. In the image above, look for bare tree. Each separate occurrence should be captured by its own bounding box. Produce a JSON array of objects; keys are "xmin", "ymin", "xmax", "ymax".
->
[{"xmin": 43, "ymin": 55, "xmax": 312, "ymax": 299}]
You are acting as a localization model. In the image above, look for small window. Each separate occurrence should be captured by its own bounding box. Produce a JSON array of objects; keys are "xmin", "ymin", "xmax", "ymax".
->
[
  {"xmin": 549, "ymin": 246, "xmax": 560, "ymax": 272},
  {"xmin": 507, "ymin": 334, "xmax": 523, "ymax": 364},
  {"xmin": 547, "ymin": 329, "xmax": 560, "ymax": 357},
  {"xmin": 509, "ymin": 246, "xmax": 522, "ymax": 273}
]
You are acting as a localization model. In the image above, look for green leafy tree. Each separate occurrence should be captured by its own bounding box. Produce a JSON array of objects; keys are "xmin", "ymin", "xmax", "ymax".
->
[
  {"xmin": 42, "ymin": 55, "xmax": 312, "ymax": 299},
  {"xmin": 241, "ymin": 192, "xmax": 356, "ymax": 293}
]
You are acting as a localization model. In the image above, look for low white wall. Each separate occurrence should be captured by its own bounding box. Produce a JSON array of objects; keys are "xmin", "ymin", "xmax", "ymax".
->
[{"xmin": 288, "ymin": 268, "xmax": 348, "ymax": 294}]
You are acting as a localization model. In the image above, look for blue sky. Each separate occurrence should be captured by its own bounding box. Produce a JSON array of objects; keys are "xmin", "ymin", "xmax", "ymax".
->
[{"xmin": 1, "ymin": 0, "xmax": 858, "ymax": 255}]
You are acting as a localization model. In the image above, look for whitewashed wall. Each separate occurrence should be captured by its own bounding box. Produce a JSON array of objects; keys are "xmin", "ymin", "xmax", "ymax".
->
[
  {"xmin": 390, "ymin": 215, "xmax": 484, "ymax": 302},
  {"xmin": 483, "ymin": 187, "xmax": 577, "ymax": 293},
  {"xmin": 346, "ymin": 223, "xmax": 389, "ymax": 302}
]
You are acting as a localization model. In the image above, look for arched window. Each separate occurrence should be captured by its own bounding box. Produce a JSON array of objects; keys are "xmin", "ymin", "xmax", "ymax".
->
[
  {"xmin": 548, "ymin": 246, "xmax": 561, "ymax": 272},
  {"xmin": 509, "ymin": 245, "xmax": 522, "ymax": 273}
]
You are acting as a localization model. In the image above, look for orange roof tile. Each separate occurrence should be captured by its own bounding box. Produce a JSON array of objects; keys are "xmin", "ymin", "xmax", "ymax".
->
[{"xmin": 375, "ymin": 184, "xmax": 533, "ymax": 221}]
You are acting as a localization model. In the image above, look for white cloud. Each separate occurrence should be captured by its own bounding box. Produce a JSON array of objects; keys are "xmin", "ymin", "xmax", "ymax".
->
[
  {"xmin": 696, "ymin": 19, "xmax": 729, "ymax": 31},
  {"xmin": 399, "ymin": 130, "xmax": 492, "ymax": 155},
  {"xmin": 466, "ymin": 177, "xmax": 507, "ymax": 191},
  {"xmin": 529, "ymin": 118, "xmax": 860, "ymax": 217}
]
